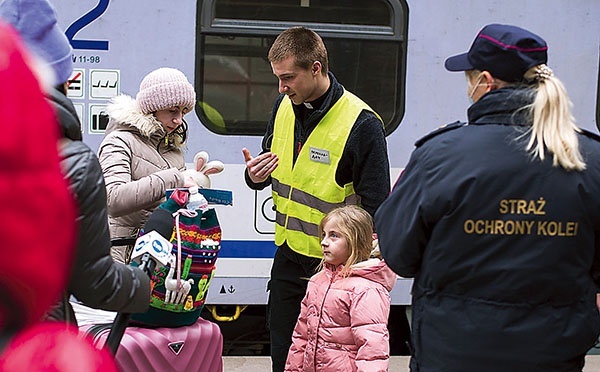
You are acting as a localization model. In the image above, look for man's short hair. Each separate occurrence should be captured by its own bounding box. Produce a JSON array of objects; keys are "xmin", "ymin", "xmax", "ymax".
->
[{"xmin": 268, "ymin": 26, "xmax": 328, "ymax": 75}]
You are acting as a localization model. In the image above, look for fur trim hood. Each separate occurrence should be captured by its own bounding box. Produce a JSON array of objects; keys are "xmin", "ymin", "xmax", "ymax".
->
[{"xmin": 105, "ymin": 95, "xmax": 185, "ymax": 149}]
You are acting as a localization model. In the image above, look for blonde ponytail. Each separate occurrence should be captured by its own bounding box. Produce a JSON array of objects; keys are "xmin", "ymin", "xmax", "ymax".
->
[{"xmin": 524, "ymin": 65, "xmax": 585, "ymax": 171}]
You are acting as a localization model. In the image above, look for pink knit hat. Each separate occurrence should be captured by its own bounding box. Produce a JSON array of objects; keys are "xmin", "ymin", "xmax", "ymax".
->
[{"xmin": 136, "ymin": 68, "xmax": 196, "ymax": 114}]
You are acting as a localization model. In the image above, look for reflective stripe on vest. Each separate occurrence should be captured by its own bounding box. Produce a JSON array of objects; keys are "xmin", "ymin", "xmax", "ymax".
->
[{"xmin": 271, "ymin": 90, "xmax": 376, "ymax": 258}]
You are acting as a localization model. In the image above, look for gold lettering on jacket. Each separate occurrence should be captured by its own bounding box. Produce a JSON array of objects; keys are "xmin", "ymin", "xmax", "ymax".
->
[
  {"xmin": 498, "ymin": 198, "xmax": 546, "ymax": 215},
  {"xmin": 463, "ymin": 198, "xmax": 578, "ymax": 237}
]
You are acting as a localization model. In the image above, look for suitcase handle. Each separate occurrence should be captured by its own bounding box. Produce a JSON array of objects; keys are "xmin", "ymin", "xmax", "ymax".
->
[{"xmin": 104, "ymin": 237, "xmax": 156, "ymax": 355}]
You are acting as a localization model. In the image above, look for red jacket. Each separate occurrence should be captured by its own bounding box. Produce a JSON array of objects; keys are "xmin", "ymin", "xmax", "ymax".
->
[
  {"xmin": 0, "ymin": 22, "xmax": 77, "ymax": 329},
  {"xmin": 285, "ymin": 259, "xmax": 396, "ymax": 372}
]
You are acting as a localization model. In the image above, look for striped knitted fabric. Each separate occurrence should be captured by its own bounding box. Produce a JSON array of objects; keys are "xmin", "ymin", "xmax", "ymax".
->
[{"xmin": 131, "ymin": 197, "xmax": 221, "ymax": 328}]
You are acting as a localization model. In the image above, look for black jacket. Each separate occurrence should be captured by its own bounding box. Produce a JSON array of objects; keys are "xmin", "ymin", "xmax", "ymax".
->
[
  {"xmin": 245, "ymin": 72, "xmax": 390, "ymax": 217},
  {"xmin": 45, "ymin": 88, "xmax": 150, "ymax": 323},
  {"xmin": 375, "ymin": 87, "xmax": 600, "ymax": 371}
]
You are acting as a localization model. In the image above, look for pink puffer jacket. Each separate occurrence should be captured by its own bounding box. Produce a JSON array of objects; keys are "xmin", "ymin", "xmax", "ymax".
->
[{"xmin": 285, "ymin": 259, "xmax": 397, "ymax": 372}]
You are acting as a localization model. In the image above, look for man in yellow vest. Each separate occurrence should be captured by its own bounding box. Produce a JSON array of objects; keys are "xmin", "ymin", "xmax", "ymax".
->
[{"xmin": 243, "ymin": 26, "xmax": 392, "ymax": 371}]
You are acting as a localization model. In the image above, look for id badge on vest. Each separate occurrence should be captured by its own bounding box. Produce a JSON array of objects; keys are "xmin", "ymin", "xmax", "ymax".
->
[{"xmin": 309, "ymin": 147, "xmax": 330, "ymax": 165}]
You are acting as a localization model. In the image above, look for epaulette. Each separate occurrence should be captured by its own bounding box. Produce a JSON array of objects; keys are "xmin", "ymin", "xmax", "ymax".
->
[
  {"xmin": 580, "ymin": 128, "xmax": 600, "ymax": 142},
  {"xmin": 415, "ymin": 121, "xmax": 466, "ymax": 147}
]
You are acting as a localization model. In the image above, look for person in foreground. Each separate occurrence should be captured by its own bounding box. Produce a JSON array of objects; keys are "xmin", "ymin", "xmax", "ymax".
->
[
  {"xmin": 0, "ymin": 0, "xmax": 151, "ymax": 324},
  {"xmin": 374, "ymin": 23, "xmax": 600, "ymax": 372},
  {"xmin": 242, "ymin": 26, "xmax": 393, "ymax": 371},
  {"xmin": 0, "ymin": 21, "xmax": 117, "ymax": 371},
  {"xmin": 285, "ymin": 206, "xmax": 395, "ymax": 372}
]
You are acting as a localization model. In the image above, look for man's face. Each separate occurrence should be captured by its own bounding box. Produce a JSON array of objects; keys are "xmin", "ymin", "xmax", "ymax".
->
[{"xmin": 271, "ymin": 55, "xmax": 320, "ymax": 105}]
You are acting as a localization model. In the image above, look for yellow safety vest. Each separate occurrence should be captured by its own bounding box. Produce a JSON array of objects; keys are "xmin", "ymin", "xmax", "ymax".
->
[{"xmin": 271, "ymin": 90, "xmax": 376, "ymax": 258}]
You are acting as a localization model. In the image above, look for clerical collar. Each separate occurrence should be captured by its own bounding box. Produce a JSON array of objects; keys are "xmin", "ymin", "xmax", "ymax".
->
[{"xmin": 300, "ymin": 85, "xmax": 330, "ymax": 111}]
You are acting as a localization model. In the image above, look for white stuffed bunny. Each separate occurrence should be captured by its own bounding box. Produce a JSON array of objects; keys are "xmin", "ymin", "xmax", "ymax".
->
[{"xmin": 182, "ymin": 151, "xmax": 224, "ymax": 188}]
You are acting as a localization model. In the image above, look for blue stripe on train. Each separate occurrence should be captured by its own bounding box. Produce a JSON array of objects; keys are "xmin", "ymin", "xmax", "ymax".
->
[{"xmin": 219, "ymin": 240, "xmax": 278, "ymax": 258}]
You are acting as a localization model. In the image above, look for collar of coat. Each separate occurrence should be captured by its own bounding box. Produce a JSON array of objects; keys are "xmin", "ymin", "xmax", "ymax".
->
[
  {"xmin": 324, "ymin": 258, "xmax": 383, "ymax": 273},
  {"xmin": 322, "ymin": 258, "xmax": 396, "ymax": 292},
  {"xmin": 105, "ymin": 95, "xmax": 185, "ymax": 149},
  {"xmin": 47, "ymin": 88, "xmax": 82, "ymax": 141}
]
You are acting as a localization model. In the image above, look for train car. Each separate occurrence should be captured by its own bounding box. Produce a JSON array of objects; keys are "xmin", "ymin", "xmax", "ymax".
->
[{"xmin": 53, "ymin": 0, "xmax": 599, "ymax": 353}]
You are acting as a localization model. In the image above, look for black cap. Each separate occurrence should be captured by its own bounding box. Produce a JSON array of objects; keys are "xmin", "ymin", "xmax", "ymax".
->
[{"xmin": 444, "ymin": 24, "xmax": 548, "ymax": 82}]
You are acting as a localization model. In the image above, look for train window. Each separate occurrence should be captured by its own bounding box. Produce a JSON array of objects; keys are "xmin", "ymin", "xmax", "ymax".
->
[
  {"xmin": 214, "ymin": 0, "xmax": 391, "ymax": 26},
  {"xmin": 195, "ymin": 0, "xmax": 408, "ymax": 136}
]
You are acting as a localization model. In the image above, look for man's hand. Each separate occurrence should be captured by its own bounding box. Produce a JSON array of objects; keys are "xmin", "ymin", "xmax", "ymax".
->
[{"xmin": 242, "ymin": 148, "xmax": 279, "ymax": 183}]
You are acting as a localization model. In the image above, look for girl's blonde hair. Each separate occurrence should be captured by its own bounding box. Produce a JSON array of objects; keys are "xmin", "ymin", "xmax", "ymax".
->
[
  {"xmin": 467, "ymin": 66, "xmax": 585, "ymax": 172},
  {"xmin": 318, "ymin": 205, "xmax": 373, "ymax": 278}
]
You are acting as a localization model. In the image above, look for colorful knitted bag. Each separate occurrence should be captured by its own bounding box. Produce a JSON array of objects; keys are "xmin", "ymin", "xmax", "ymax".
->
[{"xmin": 130, "ymin": 190, "xmax": 221, "ymax": 327}]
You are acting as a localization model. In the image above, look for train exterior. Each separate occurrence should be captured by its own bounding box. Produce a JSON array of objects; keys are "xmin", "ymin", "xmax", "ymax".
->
[{"xmin": 52, "ymin": 0, "xmax": 599, "ymax": 317}]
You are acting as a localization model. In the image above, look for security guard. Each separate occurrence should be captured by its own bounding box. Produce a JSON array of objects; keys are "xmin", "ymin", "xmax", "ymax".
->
[{"xmin": 375, "ymin": 24, "xmax": 600, "ymax": 372}]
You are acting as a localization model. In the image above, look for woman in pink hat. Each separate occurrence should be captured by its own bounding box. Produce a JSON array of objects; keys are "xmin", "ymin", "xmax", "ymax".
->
[{"xmin": 98, "ymin": 68, "xmax": 198, "ymax": 263}]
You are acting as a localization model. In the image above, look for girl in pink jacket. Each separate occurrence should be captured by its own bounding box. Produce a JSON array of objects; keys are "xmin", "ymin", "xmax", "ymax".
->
[{"xmin": 285, "ymin": 205, "xmax": 397, "ymax": 372}]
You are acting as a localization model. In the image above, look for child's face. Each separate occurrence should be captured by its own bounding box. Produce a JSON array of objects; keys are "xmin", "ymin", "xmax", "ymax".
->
[{"xmin": 321, "ymin": 218, "xmax": 350, "ymax": 267}]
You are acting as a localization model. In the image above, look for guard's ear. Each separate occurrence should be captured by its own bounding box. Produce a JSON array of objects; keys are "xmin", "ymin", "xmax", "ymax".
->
[{"xmin": 481, "ymin": 71, "xmax": 497, "ymax": 91}]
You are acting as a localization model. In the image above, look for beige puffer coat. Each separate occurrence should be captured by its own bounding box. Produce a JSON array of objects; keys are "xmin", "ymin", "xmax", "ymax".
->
[{"xmin": 98, "ymin": 95, "xmax": 185, "ymax": 263}]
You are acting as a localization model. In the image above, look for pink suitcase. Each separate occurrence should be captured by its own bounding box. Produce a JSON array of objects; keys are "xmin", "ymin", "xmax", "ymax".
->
[{"xmin": 81, "ymin": 317, "xmax": 223, "ymax": 372}]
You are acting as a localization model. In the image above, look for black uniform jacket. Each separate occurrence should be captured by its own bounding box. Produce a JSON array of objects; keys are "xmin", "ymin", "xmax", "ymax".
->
[{"xmin": 375, "ymin": 87, "xmax": 600, "ymax": 372}]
